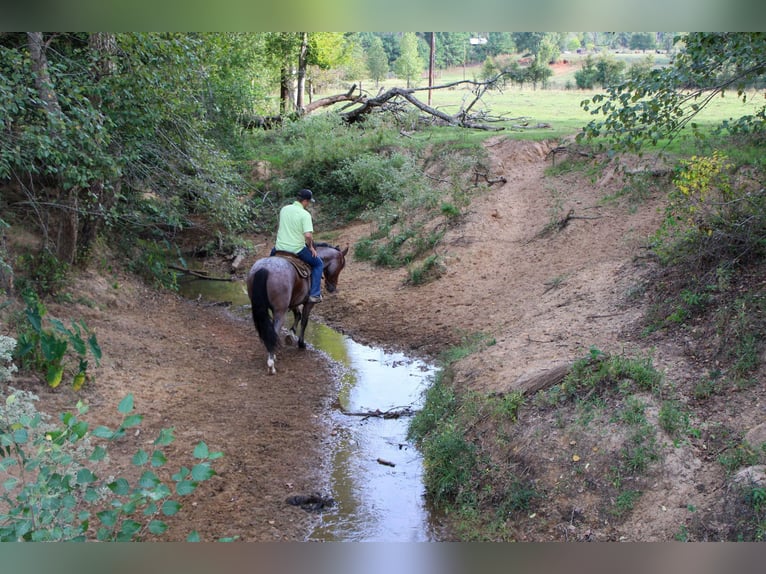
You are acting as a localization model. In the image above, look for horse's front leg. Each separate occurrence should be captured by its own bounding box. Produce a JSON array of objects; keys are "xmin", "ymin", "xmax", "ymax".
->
[
  {"xmin": 297, "ymin": 304, "xmax": 313, "ymax": 349},
  {"xmin": 267, "ymin": 310, "xmax": 288, "ymax": 374},
  {"xmin": 286, "ymin": 308, "xmax": 302, "ymax": 346}
]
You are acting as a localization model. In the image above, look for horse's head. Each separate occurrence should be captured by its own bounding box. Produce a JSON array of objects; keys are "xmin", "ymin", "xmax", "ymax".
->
[{"xmin": 319, "ymin": 243, "xmax": 348, "ymax": 293}]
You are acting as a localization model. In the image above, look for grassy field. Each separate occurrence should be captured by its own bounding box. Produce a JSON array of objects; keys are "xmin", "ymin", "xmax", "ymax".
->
[{"xmin": 314, "ymin": 58, "xmax": 764, "ymax": 144}]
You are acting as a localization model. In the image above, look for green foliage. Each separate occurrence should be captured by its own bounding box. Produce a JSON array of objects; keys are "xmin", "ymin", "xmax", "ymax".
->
[
  {"xmin": 658, "ymin": 400, "xmax": 691, "ymax": 439},
  {"xmin": 439, "ymin": 332, "xmax": 496, "ymax": 365},
  {"xmin": 393, "ymin": 33, "xmax": 425, "ymax": 88},
  {"xmin": 14, "ymin": 250, "xmax": 70, "ymax": 299},
  {"xmin": 718, "ymin": 442, "xmax": 760, "ymax": 474},
  {"xmin": 13, "ymin": 293, "xmax": 101, "ymax": 390},
  {"xmin": 574, "ymin": 55, "xmax": 626, "ymax": 89},
  {"xmin": 1, "ymin": 33, "xmax": 251, "ymax": 266},
  {"xmin": 249, "ymin": 114, "xmax": 413, "ymax": 223},
  {"xmin": 0, "ymin": 336, "xmax": 17, "ymax": 383},
  {"xmin": 125, "ymin": 239, "xmax": 182, "ymax": 292},
  {"xmin": 0, "ymin": 388, "xmax": 221, "ymax": 541},
  {"xmin": 407, "ymin": 255, "xmax": 445, "ymax": 286},
  {"xmin": 366, "ymin": 35, "xmax": 389, "ymax": 85},
  {"xmin": 610, "ymin": 489, "xmax": 642, "ymax": 517},
  {"xmin": 577, "ymin": 33, "xmax": 766, "ymax": 153},
  {"xmin": 421, "ymin": 422, "xmax": 477, "ymax": 504},
  {"xmin": 408, "ymin": 334, "xmax": 531, "ymax": 529},
  {"xmin": 560, "ymin": 347, "xmax": 662, "ymax": 399}
]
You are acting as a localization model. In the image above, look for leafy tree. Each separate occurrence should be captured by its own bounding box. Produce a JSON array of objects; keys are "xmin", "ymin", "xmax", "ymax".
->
[
  {"xmin": 342, "ymin": 36, "xmax": 369, "ymax": 84},
  {"xmin": 0, "ymin": 32, "xmax": 253, "ymax": 271},
  {"xmin": 485, "ymin": 32, "xmax": 515, "ymax": 57},
  {"xmin": 394, "ymin": 33, "xmax": 424, "ymax": 88},
  {"xmin": 378, "ymin": 33, "xmax": 402, "ymax": 66},
  {"xmin": 512, "ymin": 32, "xmax": 547, "ymax": 56},
  {"xmin": 264, "ymin": 32, "xmax": 348, "ymax": 113},
  {"xmin": 366, "ymin": 35, "xmax": 389, "ymax": 86},
  {"xmin": 578, "ymin": 32, "xmax": 766, "ymax": 152},
  {"xmin": 434, "ymin": 32, "xmax": 470, "ymax": 68},
  {"xmin": 630, "ymin": 33, "xmax": 657, "ymax": 53}
]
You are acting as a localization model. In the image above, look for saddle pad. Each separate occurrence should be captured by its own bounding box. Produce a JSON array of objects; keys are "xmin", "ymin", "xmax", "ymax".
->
[{"xmin": 273, "ymin": 251, "xmax": 311, "ymax": 278}]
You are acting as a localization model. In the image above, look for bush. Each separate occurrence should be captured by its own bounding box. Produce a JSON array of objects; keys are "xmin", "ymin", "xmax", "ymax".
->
[
  {"xmin": 0, "ymin": 390, "xmax": 221, "ymax": 541},
  {"xmin": 13, "ymin": 292, "xmax": 101, "ymax": 390}
]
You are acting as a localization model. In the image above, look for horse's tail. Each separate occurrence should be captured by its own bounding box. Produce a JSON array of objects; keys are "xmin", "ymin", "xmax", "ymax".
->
[{"xmin": 250, "ymin": 268, "xmax": 278, "ymax": 354}]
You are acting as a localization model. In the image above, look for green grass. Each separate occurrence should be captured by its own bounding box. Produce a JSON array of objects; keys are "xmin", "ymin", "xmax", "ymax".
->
[{"xmin": 315, "ymin": 61, "xmax": 763, "ymax": 144}]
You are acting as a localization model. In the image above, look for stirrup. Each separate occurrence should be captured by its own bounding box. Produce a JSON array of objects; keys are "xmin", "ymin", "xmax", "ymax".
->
[{"xmin": 308, "ymin": 295, "xmax": 322, "ymax": 303}]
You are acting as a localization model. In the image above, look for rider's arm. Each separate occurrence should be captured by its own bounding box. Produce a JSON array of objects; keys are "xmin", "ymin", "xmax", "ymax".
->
[{"xmin": 304, "ymin": 231, "xmax": 317, "ymax": 257}]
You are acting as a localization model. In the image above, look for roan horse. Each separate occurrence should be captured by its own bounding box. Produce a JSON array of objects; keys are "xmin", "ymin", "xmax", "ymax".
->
[{"xmin": 246, "ymin": 243, "xmax": 348, "ymax": 374}]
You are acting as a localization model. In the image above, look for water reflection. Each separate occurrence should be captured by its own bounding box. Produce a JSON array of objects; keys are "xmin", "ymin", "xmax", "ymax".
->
[{"xmin": 178, "ymin": 276, "xmax": 437, "ymax": 542}]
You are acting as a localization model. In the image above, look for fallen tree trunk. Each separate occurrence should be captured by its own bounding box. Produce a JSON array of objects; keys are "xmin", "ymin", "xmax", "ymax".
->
[
  {"xmin": 508, "ymin": 362, "xmax": 572, "ymax": 395},
  {"xmin": 169, "ymin": 265, "xmax": 232, "ymax": 281},
  {"xmin": 243, "ymin": 72, "xmax": 553, "ymax": 132}
]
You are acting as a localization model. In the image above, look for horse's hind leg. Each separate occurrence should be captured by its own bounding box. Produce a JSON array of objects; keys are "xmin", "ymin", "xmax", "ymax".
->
[{"xmin": 267, "ymin": 352, "xmax": 277, "ymax": 375}]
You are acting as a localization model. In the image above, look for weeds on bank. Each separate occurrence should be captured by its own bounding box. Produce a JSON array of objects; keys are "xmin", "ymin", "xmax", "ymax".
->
[
  {"xmin": 408, "ymin": 332, "xmax": 534, "ymax": 540},
  {"xmin": 643, "ymin": 139, "xmax": 765, "ymax": 385}
]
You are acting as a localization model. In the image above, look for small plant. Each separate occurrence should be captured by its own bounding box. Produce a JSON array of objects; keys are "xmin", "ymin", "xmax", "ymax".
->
[
  {"xmin": 440, "ymin": 202, "xmax": 461, "ymax": 219},
  {"xmin": 0, "ymin": 390, "xmax": 221, "ymax": 541},
  {"xmin": 14, "ymin": 292, "xmax": 101, "ymax": 390},
  {"xmin": 718, "ymin": 442, "xmax": 760, "ymax": 474},
  {"xmin": 420, "ymin": 422, "xmax": 476, "ymax": 506},
  {"xmin": 561, "ymin": 348, "xmax": 662, "ymax": 399},
  {"xmin": 407, "ymin": 255, "xmax": 445, "ymax": 285},
  {"xmin": 610, "ymin": 489, "xmax": 642, "ymax": 517},
  {"xmin": 620, "ymin": 423, "xmax": 660, "ymax": 474},
  {"xmin": 693, "ymin": 370, "xmax": 723, "ymax": 400},
  {"xmin": 438, "ymin": 332, "xmax": 496, "ymax": 365},
  {"xmin": 674, "ymin": 524, "xmax": 690, "ymax": 542},
  {"xmin": 658, "ymin": 400, "xmax": 691, "ymax": 439},
  {"xmin": 617, "ymin": 395, "xmax": 648, "ymax": 426}
]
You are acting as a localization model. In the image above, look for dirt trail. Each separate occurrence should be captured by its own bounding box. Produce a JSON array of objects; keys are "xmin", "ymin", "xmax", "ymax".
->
[{"xmin": 8, "ymin": 138, "xmax": 762, "ymax": 541}]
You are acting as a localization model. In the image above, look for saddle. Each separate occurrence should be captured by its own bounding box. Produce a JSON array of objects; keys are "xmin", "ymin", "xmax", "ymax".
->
[{"xmin": 273, "ymin": 250, "xmax": 311, "ymax": 279}]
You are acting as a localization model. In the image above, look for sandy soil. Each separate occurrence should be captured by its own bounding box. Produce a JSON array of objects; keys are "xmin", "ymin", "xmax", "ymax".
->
[{"xmin": 5, "ymin": 138, "xmax": 764, "ymax": 541}]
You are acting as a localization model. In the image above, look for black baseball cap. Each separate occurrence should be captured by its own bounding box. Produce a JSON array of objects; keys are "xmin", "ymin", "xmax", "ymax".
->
[{"xmin": 297, "ymin": 189, "xmax": 315, "ymax": 202}]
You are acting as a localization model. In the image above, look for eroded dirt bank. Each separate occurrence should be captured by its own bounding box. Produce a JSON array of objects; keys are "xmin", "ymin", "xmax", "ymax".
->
[{"xmin": 5, "ymin": 138, "xmax": 764, "ymax": 541}]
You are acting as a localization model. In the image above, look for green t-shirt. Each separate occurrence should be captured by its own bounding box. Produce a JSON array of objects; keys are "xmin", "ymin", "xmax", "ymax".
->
[{"xmin": 274, "ymin": 201, "xmax": 314, "ymax": 253}]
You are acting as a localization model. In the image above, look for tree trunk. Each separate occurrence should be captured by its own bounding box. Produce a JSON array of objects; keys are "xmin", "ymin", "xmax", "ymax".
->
[
  {"xmin": 77, "ymin": 32, "xmax": 119, "ymax": 262},
  {"xmin": 296, "ymin": 32, "xmax": 308, "ymax": 112},
  {"xmin": 279, "ymin": 65, "xmax": 291, "ymax": 114},
  {"xmin": 27, "ymin": 32, "xmax": 78, "ymax": 264},
  {"xmin": 27, "ymin": 33, "xmax": 62, "ymax": 120}
]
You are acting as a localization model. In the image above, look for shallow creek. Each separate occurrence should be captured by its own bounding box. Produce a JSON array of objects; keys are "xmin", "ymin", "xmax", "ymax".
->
[{"xmin": 178, "ymin": 276, "xmax": 439, "ymax": 541}]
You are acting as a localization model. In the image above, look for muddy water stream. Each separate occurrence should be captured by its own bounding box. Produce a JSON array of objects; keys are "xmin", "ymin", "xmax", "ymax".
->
[{"xmin": 178, "ymin": 276, "xmax": 438, "ymax": 541}]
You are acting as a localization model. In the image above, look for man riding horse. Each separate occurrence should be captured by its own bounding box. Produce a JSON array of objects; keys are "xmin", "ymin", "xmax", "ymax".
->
[{"xmin": 270, "ymin": 188, "xmax": 323, "ymax": 303}]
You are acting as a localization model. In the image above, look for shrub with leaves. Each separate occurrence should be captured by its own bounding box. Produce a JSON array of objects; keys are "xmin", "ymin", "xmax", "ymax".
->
[
  {"xmin": 0, "ymin": 390, "xmax": 221, "ymax": 541},
  {"xmin": 13, "ymin": 292, "xmax": 101, "ymax": 390},
  {"xmin": 0, "ymin": 336, "xmax": 17, "ymax": 383}
]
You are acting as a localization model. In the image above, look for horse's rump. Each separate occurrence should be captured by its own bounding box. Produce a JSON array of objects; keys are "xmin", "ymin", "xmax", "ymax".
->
[{"xmin": 272, "ymin": 251, "xmax": 311, "ymax": 278}]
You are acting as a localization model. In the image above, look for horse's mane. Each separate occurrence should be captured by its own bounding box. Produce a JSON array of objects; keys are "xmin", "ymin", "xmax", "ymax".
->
[{"xmin": 315, "ymin": 242, "xmax": 340, "ymax": 251}]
